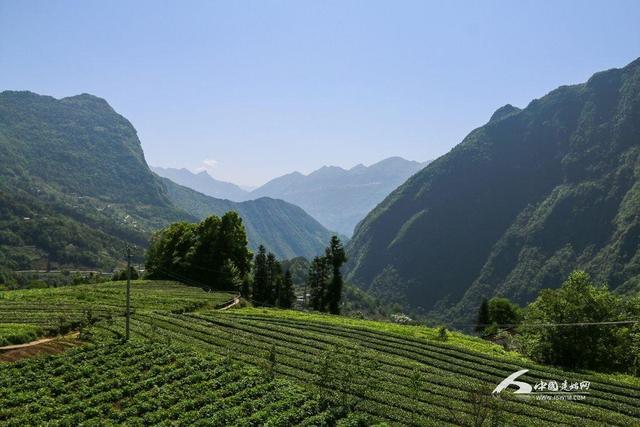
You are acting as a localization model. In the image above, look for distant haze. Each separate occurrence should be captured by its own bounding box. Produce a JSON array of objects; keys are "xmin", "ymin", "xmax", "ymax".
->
[
  {"xmin": 154, "ymin": 157, "xmax": 429, "ymax": 235},
  {"xmin": 2, "ymin": 1, "xmax": 639, "ymax": 185}
]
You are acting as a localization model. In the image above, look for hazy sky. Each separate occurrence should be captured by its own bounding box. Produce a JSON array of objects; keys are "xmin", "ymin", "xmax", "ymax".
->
[{"xmin": 2, "ymin": 1, "xmax": 639, "ymax": 186}]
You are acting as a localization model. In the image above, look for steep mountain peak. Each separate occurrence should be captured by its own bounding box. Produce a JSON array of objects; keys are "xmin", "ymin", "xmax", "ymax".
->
[
  {"xmin": 346, "ymin": 59, "xmax": 640, "ymax": 321},
  {"xmin": 62, "ymin": 92, "xmax": 109, "ymax": 103},
  {"xmin": 0, "ymin": 90, "xmax": 164, "ymax": 205},
  {"xmin": 623, "ymin": 56, "xmax": 640, "ymax": 71},
  {"xmin": 489, "ymin": 104, "xmax": 521, "ymax": 122},
  {"xmin": 309, "ymin": 165, "xmax": 348, "ymax": 177}
]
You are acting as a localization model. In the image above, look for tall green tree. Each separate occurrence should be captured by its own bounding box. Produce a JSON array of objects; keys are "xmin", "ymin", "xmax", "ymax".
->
[
  {"xmin": 488, "ymin": 297, "xmax": 521, "ymax": 326},
  {"xmin": 266, "ymin": 252, "xmax": 282, "ymax": 306},
  {"xmin": 252, "ymin": 245, "xmax": 268, "ymax": 304},
  {"xmin": 145, "ymin": 222, "xmax": 197, "ymax": 280},
  {"xmin": 325, "ymin": 236, "xmax": 347, "ymax": 314},
  {"xmin": 279, "ymin": 270, "xmax": 295, "ymax": 309},
  {"xmin": 145, "ymin": 212, "xmax": 252, "ymax": 291},
  {"xmin": 475, "ymin": 299, "xmax": 490, "ymax": 333},
  {"xmin": 307, "ymin": 256, "xmax": 329, "ymax": 311},
  {"xmin": 521, "ymin": 270, "xmax": 640, "ymax": 372}
]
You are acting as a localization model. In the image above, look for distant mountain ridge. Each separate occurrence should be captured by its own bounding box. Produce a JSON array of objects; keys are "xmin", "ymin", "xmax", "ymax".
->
[
  {"xmin": 153, "ymin": 157, "xmax": 428, "ymax": 236},
  {"xmin": 0, "ymin": 90, "xmax": 336, "ymax": 269},
  {"xmin": 346, "ymin": 58, "xmax": 640, "ymax": 321},
  {"xmin": 250, "ymin": 157, "xmax": 429, "ymax": 235},
  {"xmin": 151, "ymin": 166, "xmax": 249, "ymax": 202}
]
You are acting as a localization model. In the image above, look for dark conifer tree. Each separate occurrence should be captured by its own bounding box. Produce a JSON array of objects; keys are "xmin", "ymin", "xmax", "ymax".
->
[
  {"xmin": 266, "ymin": 252, "xmax": 282, "ymax": 306},
  {"xmin": 240, "ymin": 275, "xmax": 251, "ymax": 298},
  {"xmin": 252, "ymin": 245, "xmax": 268, "ymax": 305},
  {"xmin": 308, "ymin": 256, "xmax": 329, "ymax": 311},
  {"xmin": 280, "ymin": 270, "xmax": 295, "ymax": 309},
  {"xmin": 476, "ymin": 298, "xmax": 490, "ymax": 333},
  {"xmin": 325, "ymin": 236, "xmax": 347, "ymax": 314}
]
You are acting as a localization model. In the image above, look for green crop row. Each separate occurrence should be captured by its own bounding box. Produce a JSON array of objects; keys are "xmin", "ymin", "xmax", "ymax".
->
[
  {"xmin": 0, "ymin": 342, "xmax": 340, "ymax": 426},
  {"xmin": 226, "ymin": 312, "xmax": 640, "ymax": 415},
  {"xmin": 88, "ymin": 310, "xmax": 637, "ymax": 426}
]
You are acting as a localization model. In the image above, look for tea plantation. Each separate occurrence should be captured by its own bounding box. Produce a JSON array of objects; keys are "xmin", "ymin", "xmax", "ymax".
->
[{"xmin": 1, "ymin": 281, "xmax": 639, "ymax": 426}]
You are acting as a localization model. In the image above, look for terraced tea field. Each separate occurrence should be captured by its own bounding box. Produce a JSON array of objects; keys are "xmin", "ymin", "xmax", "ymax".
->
[
  {"xmin": 0, "ymin": 280, "xmax": 234, "ymax": 345},
  {"xmin": 1, "ymin": 280, "xmax": 639, "ymax": 426},
  {"xmin": 90, "ymin": 308, "xmax": 640, "ymax": 426},
  {"xmin": 0, "ymin": 343, "xmax": 338, "ymax": 426}
]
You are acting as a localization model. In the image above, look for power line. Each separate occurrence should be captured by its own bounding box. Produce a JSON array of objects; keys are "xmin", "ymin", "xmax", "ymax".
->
[{"xmin": 440, "ymin": 319, "xmax": 640, "ymax": 329}]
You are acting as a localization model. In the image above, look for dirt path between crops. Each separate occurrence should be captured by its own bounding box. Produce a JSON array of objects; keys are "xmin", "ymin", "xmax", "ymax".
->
[
  {"xmin": 0, "ymin": 333, "xmax": 81, "ymax": 362},
  {"xmin": 0, "ymin": 332, "xmax": 79, "ymax": 351},
  {"xmin": 219, "ymin": 296, "xmax": 240, "ymax": 311}
]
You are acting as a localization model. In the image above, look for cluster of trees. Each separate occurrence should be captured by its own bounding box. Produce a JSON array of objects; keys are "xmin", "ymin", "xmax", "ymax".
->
[
  {"xmin": 112, "ymin": 267, "xmax": 139, "ymax": 281},
  {"xmin": 519, "ymin": 271, "xmax": 640, "ymax": 373},
  {"xmin": 476, "ymin": 271, "xmax": 640, "ymax": 374},
  {"xmin": 307, "ymin": 236, "xmax": 347, "ymax": 314},
  {"xmin": 145, "ymin": 212, "xmax": 252, "ymax": 290},
  {"xmin": 249, "ymin": 245, "xmax": 295, "ymax": 309},
  {"xmin": 145, "ymin": 213, "xmax": 348, "ymax": 313},
  {"xmin": 475, "ymin": 297, "xmax": 522, "ymax": 335}
]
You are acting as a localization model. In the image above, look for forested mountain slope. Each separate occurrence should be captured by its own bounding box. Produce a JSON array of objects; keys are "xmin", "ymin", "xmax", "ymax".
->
[
  {"xmin": 346, "ymin": 58, "xmax": 640, "ymax": 320},
  {"xmin": 159, "ymin": 177, "xmax": 334, "ymax": 259},
  {"xmin": 0, "ymin": 91, "xmax": 188, "ymax": 269},
  {"xmin": 0, "ymin": 91, "xmax": 335, "ymax": 269}
]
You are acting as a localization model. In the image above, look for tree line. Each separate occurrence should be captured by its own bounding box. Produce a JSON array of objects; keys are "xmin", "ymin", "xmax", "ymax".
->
[
  {"xmin": 475, "ymin": 270, "xmax": 640, "ymax": 375},
  {"xmin": 145, "ymin": 212, "xmax": 346, "ymax": 312},
  {"xmin": 306, "ymin": 236, "xmax": 347, "ymax": 314},
  {"xmin": 249, "ymin": 245, "xmax": 295, "ymax": 308}
]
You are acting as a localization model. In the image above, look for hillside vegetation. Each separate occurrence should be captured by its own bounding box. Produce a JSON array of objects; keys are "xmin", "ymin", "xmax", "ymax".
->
[
  {"xmin": 2, "ymin": 281, "xmax": 638, "ymax": 425},
  {"xmin": 0, "ymin": 91, "xmax": 188, "ymax": 269},
  {"xmin": 0, "ymin": 90, "xmax": 337, "ymax": 269},
  {"xmin": 346, "ymin": 58, "xmax": 640, "ymax": 321}
]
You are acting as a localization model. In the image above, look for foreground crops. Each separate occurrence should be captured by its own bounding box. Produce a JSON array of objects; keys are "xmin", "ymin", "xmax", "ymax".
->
[
  {"xmin": 89, "ymin": 308, "xmax": 640, "ymax": 426},
  {"xmin": 0, "ymin": 281, "xmax": 234, "ymax": 344},
  {"xmin": 2, "ymin": 281, "xmax": 639, "ymax": 426},
  {"xmin": 0, "ymin": 342, "xmax": 337, "ymax": 426}
]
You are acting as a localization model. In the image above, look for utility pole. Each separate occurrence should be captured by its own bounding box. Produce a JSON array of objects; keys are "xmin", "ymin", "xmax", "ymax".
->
[
  {"xmin": 125, "ymin": 245, "xmax": 131, "ymax": 341},
  {"xmin": 303, "ymin": 282, "xmax": 307, "ymax": 310}
]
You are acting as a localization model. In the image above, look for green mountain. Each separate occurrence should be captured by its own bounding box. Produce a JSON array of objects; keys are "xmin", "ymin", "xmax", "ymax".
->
[
  {"xmin": 250, "ymin": 157, "xmax": 429, "ymax": 236},
  {"xmin": 0, "ymin": 91, "xmax": 188, "ymax": 269},
  {"xmin": 159, "ymin": 176, "xmax": 334, "ymax": 259},
  {"xmin": 346, "ymin": 58, "xmax": 640, "ymax": 321},
  {"xmin": 0, "ymin": 91, "xmax": 333, "ymax": 269}
]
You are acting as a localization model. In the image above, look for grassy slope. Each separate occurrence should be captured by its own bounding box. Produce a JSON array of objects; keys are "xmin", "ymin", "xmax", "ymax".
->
[{"xmin": 1, "ymin": 281, "xmax": 638, "ymax": 426}]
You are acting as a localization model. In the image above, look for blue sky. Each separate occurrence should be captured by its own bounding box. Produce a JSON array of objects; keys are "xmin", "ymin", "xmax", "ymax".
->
[{"xmin": 1, "ymin": 1, "xmax": 639, "ymax": 186}]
